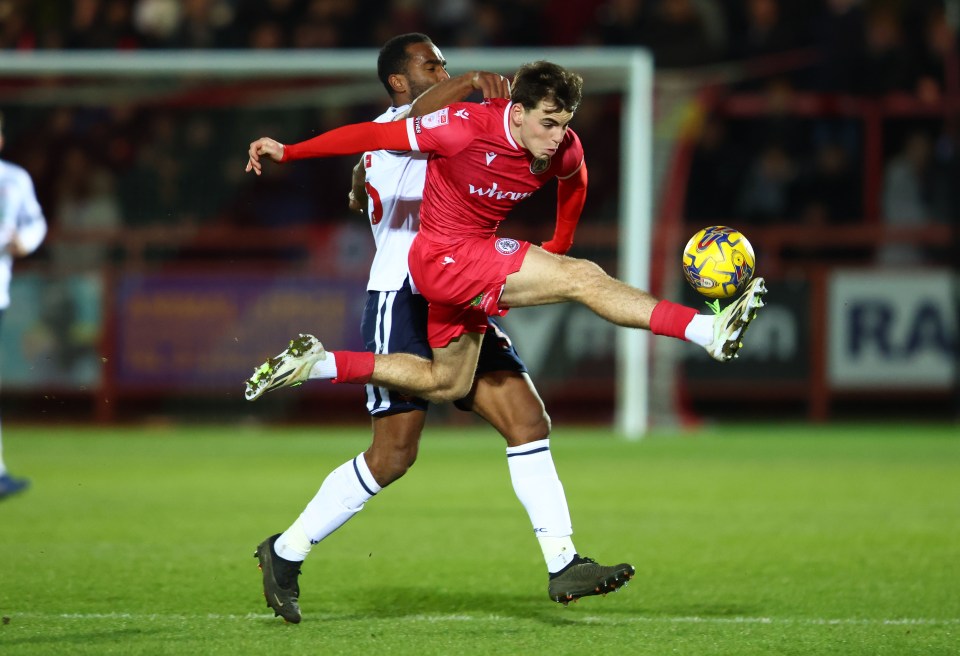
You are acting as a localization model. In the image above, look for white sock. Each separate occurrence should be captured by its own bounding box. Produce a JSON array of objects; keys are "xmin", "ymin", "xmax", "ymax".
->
[
  {"xmin": 684, "ymin": 313, "xmax": 714, "ymax": 347},
  {"xmin": 309, "ymin": 355, "xmax": 338, "ymax": 380},
  {"xmin": 506, "ymin": 439, "xmax": 576, "ymax": 573},
  {"xmin": 274, "ymin": 453, "xmax": 381, "ymax": 561},
  {"xmin": 540, "ymin": 535, "xmax": 577, "ymax": 573}
]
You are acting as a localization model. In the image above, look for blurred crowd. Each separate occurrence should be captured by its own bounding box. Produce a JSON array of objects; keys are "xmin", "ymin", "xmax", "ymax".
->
[
  {"xmin": 0, "ymin": 0, "xmax": 956, "ymax": 267},
  {"xmin": 0, "ymin": 0, "xmax": 951, "ymax": 76}
]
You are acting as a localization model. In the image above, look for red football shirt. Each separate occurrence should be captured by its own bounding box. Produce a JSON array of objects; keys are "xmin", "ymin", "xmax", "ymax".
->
[{"xmin": 409, "ymin": 98, "xmax": 583, "ymax": 244}]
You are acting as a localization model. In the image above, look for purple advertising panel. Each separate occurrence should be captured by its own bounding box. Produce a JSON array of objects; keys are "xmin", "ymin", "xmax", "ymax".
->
[{"xmin": 114, "ymin": 273, "xmax": 367, "ymax": 390}]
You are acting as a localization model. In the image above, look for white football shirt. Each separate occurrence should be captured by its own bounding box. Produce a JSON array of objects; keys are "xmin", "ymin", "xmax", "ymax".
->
[
  {"xmin": 0, "ymin": 158, "xmax": 47, "ymax": 309},
  {"xmin": 362, "ymin": 104, "xmax": 428, "ymax": 293}
]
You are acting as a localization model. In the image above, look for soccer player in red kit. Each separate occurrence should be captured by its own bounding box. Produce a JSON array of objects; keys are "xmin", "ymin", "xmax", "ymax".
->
[
  {"xmin": 250, "ymin": 37, "xmax": 636, "ymax": 624},
  {"xmin": 244, "ymin": 61, "xmax": 766, "ymax": 413}
]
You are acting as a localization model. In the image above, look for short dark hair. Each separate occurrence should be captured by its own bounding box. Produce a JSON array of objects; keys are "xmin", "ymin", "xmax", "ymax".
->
[
  {"xmin": 377, "ymin": 33, "xmax": 433, "ymax": 97},
  {"xmin": 510, "ymin": 61, "xmax": 583, "ymax": 114}
]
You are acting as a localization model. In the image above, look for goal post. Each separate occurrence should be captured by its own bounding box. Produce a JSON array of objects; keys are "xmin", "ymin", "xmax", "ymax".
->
[{"xmin": 0, "ymin": 48, "xmax": 655, "ymax": 437}]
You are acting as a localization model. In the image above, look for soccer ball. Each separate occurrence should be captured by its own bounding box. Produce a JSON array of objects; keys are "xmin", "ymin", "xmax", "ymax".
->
[{"xmin": 682, "ymin": 226, "xmax": 756, "ymax": 299}]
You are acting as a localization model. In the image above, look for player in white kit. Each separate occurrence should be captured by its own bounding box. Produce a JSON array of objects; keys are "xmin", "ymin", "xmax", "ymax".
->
[
  {"xmin": 0, "ymin": 110, "xmax": 47, "ymax": 500},
  {"xmin": 252, "ymin": 34, "xmax": 634, "ymax": 624}
]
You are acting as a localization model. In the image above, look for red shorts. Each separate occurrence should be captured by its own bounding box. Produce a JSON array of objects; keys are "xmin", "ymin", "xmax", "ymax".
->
[{"xmin": 408, "ymin": 234, "xmax": 532, "ymax": 347}]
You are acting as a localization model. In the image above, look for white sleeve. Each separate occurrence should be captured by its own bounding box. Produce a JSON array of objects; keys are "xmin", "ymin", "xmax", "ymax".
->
[{"xmin": 15, "ymin": 170, "xmax": 47, "ymax": 255}]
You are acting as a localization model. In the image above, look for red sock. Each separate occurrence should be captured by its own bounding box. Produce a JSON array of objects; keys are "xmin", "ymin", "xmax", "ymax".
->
[
  {"xmin": 649, "ymin": 300, "xmax": 698, "ymax": 340},
  {"xmin": 331, "ymin": 351, "xmax": 375, "ymax": 384}
]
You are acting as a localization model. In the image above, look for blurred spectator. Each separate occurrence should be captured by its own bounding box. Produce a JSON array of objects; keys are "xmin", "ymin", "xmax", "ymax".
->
[
  {"xmin": 572, "ymin": 96, "xmax": 623, "ymax": 221},
  {"xmin": 1, "ymin": 0, "xmax": 40, "ymax": 49},
  {"xmin": 180, "ymin": 114, "xmax": 231, "ymax": 221},
  {"xmin": 684, "ymin": 113, "xmax": 747, "ymax": 221},
  {"xmin": 792, "ymin": 139, "xmax": 860, "ymax": 225},
  {"xmin": 930, "ymin": 117, "xmax": 960, "ymax": 222},
  {"xmin": 233, "ymin": 0, "xmax": 306, "ymax": 49},
  {"xmin": 447, "ymin": 1, "xmax": 510, "ymax": 47},
  {"xmin": 247, "ymin": 20, "xmax": 286, "ymax": 49},
  {"xmin": 168, "ymin": 0, "xmax": 237, "ymax": 49},
  {"xmin": 293, "ymin": 0, "xmax": 366, "ymax": 49},
  {"xmin": 588, "ymin": 0, "xmax": 647, "ymax": 46},
  {"xmin": 810, "ymin": 0, "xmax": 866, "ymax": 93},
  {"xmin": 743, "ymin": 77, "xmax": 808, "ymax": 157},
  {"xmin": 120, "ymin": 112, "xmax": 190, "ymax": 226},
  {"xmin": 736, "ymin": 143, "xmax": 798, "ymax": 224},
  {"xmin": 857, "ymin": 5, "xmax": 912, "ymax": 96},
  {"xmin": 644, "ymin": 0, "xmax": 723, "ymax": 67},
  {"xmin": 879, "ymin": 129, "xmax": 934, "ymax": 264},
  {"xmin": 50, "ymin": 146, "xmax": 122, "ymax": 271},
  {"xmin": 66, "ymin": 0, "xmax": 140, "ymax": 49},
  {"xmin": 0, "ymin": 0, "xmax": 954, "ymax": 279},
  {"xmin": 228, "ymin": 161, "xmax": 318, "ymax": 228},
  {"xmin": 537, "ymin": 0, "xmax": 598, "ymax": 45},
  {"xmin": 729, "ymin": 0, "xmax": 800, "ymax": 60},
  {"xmin": 907, "ymin": 5, "xmax": 959, "ymax": 103},
  {"xmin": 133, "ymin": 0, "xmax": 181, "ymax": 46},
  {"xmin": 420, "ymin": 0, "xmax": 473, "ymax": 45}
]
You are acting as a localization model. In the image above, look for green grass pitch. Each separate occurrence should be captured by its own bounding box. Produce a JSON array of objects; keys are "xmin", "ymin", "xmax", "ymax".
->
[{"xmin": 0, "ymin": 422, "xmax": 957, "ymax": 655}]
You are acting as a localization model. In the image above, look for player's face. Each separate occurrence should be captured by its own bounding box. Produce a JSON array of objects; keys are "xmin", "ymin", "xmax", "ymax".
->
[
  {"xmin": 402, "ymin": 42, "xmax": 451, "ymax": 100},
  {"xmin": 511, "ymin": 101, "xmax": 574, "ymax": 159}
]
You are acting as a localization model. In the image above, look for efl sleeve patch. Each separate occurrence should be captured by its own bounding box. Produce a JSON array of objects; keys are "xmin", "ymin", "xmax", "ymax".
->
[{"xmin": 419, "ymin": 107, "xmax": 449, "ymax": 130}]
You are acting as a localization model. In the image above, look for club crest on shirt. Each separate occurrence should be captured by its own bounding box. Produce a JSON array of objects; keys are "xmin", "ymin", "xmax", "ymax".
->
[
  {"xmin": 530, "ymin": 156, "xmax": 551, "ymax": 175},
  {"xmin": 495, "ymin": 238, "xmax": 521, "ymax": 255}
]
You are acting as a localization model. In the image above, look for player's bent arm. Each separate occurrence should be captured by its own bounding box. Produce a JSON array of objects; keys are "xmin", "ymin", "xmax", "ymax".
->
[
  {"xmin": 408, "ymin": 71, "xmax": 510, "ymax": 118},
  {"xmin": 10, "ymin": 211, "xmax": 47, "ymax": 257},
  {"xmin": 542, "ymin": 161, "xmax": 588, "ymax": 256},
  {"xmin": 348, "ymin": 157, "xmax": 367, "ymax": 213}
]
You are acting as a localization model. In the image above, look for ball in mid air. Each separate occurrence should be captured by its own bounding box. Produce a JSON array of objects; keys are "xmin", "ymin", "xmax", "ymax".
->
[{"xmin": 682, "ymin": 226, "xmax": 756, "ymax": 299}]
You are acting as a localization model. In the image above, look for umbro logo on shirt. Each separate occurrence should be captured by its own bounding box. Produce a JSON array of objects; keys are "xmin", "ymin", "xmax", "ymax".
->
[
  {"xmin": 455, "ymin": 109, "xmax": 470, "ymax": 119},
  {"xmin": 485, "ymin": 152, "xmax": 497, "ymax": 166}
]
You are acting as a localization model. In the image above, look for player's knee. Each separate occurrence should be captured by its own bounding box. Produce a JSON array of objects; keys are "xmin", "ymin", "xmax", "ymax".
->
[
  {"xmin": 503, "ymin": 409, "xmax": 552, "ymax": 446},
  {"xmin": 365, "ymin": 443, "xmax": 418, "ymax": 487}
]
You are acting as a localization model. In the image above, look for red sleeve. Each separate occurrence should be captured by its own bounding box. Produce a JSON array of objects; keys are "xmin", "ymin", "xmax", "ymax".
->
[
  {"xmin": 281, "ymin": 121, "xmax": 415, "ymax": 162},
  {"xmin": 407, "ymin": 104, "xmax": 476, "ymax": 157},
  {"xmin": 542, "ymin": 161, "xmax": 587, "ymax": 255}
]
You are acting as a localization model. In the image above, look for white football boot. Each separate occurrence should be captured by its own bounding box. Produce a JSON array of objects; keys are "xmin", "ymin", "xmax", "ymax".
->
[
  {"xmin": 245, "ymin": 334, "xmax": 327, "ymax": 401},
  {"xmin": 704, "ymin": 277, "xmax": 767, "ymax": 362}
]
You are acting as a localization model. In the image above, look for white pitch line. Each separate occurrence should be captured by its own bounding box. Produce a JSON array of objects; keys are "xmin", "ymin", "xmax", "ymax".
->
[{"xmin": 7, "ymin": 613, "xmax": 959, "ymax": 626}]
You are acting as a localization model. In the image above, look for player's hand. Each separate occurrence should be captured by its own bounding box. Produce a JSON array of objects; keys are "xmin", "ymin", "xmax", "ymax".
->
[
  {"xmin": 348, "ymin": 158, "xmax": 367, "ymax": 213},
  {"xmin": 470, "ymin": 71, "xmax": 511, "ymax": 100},
  {"xmin": 348, "ymin": 190, "xmax": 366, "ymax": 213},
  {"xmin": 541, "ymin": 238, "xmax": 571, "ymax": 256},
  {"xmin": 245, "ymin": 137, "xmax": 285, "ymax": 175},
  {"xmin": 5, "ymin": 234, "xmax": 30, "ymax": 257}
]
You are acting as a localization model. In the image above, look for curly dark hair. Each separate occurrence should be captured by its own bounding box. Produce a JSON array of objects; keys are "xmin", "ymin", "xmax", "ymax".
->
[{"xmin": 510, "ymin": 61, "xmax": 583, "ymax": 114}]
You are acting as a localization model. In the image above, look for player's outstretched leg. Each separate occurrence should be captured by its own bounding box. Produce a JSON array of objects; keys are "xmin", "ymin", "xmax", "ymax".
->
[
  {"xmin": 245, "ymin": 334, "xmax": 327, "ymax": 401},
  {"xmin": 254, "ymin": 534, "xmax": 303, "ymax": 623},
  {"xmin": 705, "ymin": 277, "xmax": 767, "ymax": 362},
  {"xmin": 548, "ymin": 555, "xmax": 636, "ymax": 605}
]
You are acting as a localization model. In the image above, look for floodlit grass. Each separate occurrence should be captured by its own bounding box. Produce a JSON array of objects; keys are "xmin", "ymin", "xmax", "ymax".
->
[{"xmin": 0, "ymin": 423, "xmax": 957, "ymax": 655}]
